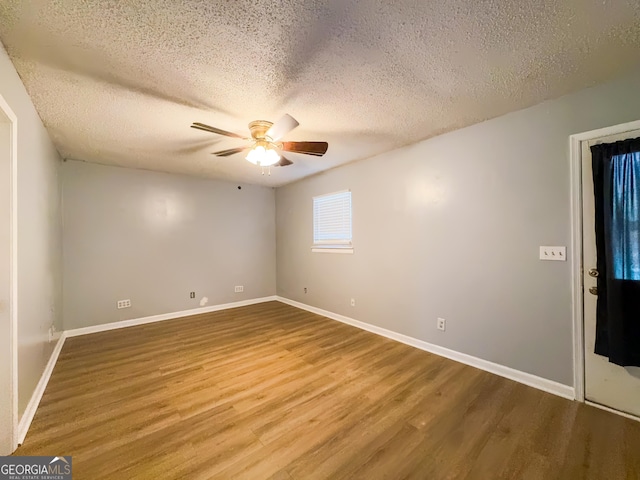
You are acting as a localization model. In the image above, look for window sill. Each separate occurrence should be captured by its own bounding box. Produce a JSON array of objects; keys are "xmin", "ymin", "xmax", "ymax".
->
[{"xmin": 311, "ymin": 247, "xmax": 354, "ymax": 254}]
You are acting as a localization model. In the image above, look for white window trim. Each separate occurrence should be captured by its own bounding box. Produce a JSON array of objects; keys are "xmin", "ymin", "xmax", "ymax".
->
[{"xmin": 311, "ymin": 246, "xmax": 354, "ymax": 254}]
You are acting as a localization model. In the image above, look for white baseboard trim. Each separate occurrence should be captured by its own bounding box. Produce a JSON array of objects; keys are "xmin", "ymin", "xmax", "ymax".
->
[
  {"xmin": 18, "ymin": 332, "xmax": 67, "ymax": 445},
  {"xmin": 65, "ymin": 296, "xmax": 278, "ymax": 338},
  {"xmin": 276, "ymin": 296, "xmax": 575, "ymax": 401}
]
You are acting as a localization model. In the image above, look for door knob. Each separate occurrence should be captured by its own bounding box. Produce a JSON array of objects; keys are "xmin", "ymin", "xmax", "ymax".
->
[
  {"xmin": 588, "ymin": 268, "xmax": 599, "ymax": 278},
  {"xmin": 589, "ymin": 286, "xmax": 598, "ymax": 296}
]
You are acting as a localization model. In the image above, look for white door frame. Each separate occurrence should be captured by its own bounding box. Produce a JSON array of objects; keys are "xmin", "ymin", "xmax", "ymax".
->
[
  {"xmin": 569, "ymin": 119, "xmax": 640, "ymax": 403},
  {"xmin": 0, "ymin": 93, "xmax": 18, "ymax": 452}
]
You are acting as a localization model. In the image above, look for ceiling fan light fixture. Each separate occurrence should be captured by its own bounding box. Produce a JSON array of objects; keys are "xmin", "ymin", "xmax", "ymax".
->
[{"xmin": 246, "ymin": 143, "xmax": 280, "ymax": 167}]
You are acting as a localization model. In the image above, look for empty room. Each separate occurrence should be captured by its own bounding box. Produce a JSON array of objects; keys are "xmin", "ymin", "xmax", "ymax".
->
[{"xmin": 1, "ymin": 0, "xmax": 640, "ymax": 478}]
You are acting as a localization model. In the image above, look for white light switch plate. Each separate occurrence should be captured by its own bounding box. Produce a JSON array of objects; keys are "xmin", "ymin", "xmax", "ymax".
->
[{"xmin": 539, "ymin": 246, "xmax": 566, "ymax": 261}]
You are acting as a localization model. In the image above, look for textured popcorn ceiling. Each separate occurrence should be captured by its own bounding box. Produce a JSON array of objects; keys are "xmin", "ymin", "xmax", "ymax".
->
[{"xmin": 1, "ymin": 1, "xmax": 639, "ymax": 186}]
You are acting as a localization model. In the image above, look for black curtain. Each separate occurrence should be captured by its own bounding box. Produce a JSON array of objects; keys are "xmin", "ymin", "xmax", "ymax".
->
[{"xmin": 591, "ymin": 137, "xmax": 640, "ymax": 367}]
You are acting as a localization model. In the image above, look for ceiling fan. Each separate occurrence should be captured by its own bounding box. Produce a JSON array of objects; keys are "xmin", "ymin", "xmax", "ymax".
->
[{"xmin": 190, "ymin": 114, "xmax": 328, "ymax": 168}]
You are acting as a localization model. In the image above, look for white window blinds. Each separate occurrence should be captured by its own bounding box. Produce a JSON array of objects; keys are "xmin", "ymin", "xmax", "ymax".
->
[{"xmin": 313, "ymin": 190, "xmax": 352, "ymax": 246}]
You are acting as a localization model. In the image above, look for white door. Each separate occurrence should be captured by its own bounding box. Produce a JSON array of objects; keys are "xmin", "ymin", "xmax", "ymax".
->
[{"xmin": 582, "ymin": 129, "xmax": 640, "ymax": 417}]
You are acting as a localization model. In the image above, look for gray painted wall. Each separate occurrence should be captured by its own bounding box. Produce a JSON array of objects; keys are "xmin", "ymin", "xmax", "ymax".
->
[
  {"xmin": 0, "ymin": 44, "xmax": 63, "ymax": 435},
  {"xmin": 276, "ymin": 67, "xmax": 640, "ymax": 386},
  {"xmin": 62, "ymin": 160, "xmax": 276, "ymax": 330}
]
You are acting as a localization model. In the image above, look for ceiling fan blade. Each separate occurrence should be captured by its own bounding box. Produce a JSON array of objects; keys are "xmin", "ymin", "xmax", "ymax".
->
[
  {"xmin": 266, "ymin": 114, "xmax": 299, "ymax": 141},
  {"xmin": 280, "ymin": 141, "xmax": 328, "ymax": 157},
  {"xmin": 274, "ymin": 156, "xmax": 294, "ymax": 167},
  {"xmin": 191, "ymin": 122, "xmax": 246, "ymax": 139},
  {"xmin": 211, "ymin": 147, "xmax": 248, "ymax": 157}
]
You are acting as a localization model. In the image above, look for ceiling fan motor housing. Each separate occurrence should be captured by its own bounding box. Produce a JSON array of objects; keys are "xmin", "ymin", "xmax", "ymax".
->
[{"xmin": 248, "ymin": 120, "xmax": 274, "ymax": 141}]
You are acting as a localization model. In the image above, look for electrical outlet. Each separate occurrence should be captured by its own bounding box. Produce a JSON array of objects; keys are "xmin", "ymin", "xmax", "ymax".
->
[
  {"xmin": 117, "ymin": 299, "xmax": 131, "ymax": 309},
  {"xmin": 304, "ymin": 287, "xmax": 308, "ymax": 294},
  {"xmin": 190, "ymin": 292, "xmax": 195, "ymax": 298},
  {"xmin": 437, "ymin": 318, "xmax": 446, "ymax": 331},
  {"xmin": 350, "ymin": 298, "xmax": 356, "ymax": 307},
  {"xmin": 235, "ymin": 286, "xmax": 244, "ymax": 293}
]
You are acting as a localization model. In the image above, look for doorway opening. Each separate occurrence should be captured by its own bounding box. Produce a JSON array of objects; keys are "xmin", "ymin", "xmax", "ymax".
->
[{"xmin": 0, "ymin": 93, "xmax": 18, "ymax": 454}]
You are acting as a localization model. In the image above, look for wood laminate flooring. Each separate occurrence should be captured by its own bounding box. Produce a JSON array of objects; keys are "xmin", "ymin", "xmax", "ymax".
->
[{"xmin": 15, "ymin": 301, "xmax": 640, "ymax": 479}]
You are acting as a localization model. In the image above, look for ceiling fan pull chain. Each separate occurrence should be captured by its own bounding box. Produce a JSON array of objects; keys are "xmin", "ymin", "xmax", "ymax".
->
[{"xmin": 261, "ymin": 167, "xmax": 265, "ymax": 176}]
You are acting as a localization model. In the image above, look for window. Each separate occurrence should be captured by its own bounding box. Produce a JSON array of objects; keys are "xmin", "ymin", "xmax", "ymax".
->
[
  {"xmin": 610, "ymin": 151, "xmax": 640, "ymax": 280},
  {"xmin": 312, "ymin": 190, "xmax": 353, "ymax": 253}
]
